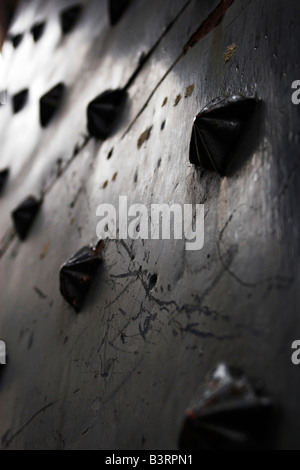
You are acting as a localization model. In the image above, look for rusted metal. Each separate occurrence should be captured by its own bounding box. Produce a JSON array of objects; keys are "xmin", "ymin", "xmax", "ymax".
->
[
  {"xmin": 189, "ymin": 96, "xmax": 257, "ymax": 174},
  {"xmin": 184, "ymin": 0, "xmax": 235, "ymax": 51},
  {"xmin": 0, "ymin": 0, "xmax": 19, "ymax": 49},
  {"xmin": 10, "ymin": 33, "xmax": 23, "ymax": 49}
]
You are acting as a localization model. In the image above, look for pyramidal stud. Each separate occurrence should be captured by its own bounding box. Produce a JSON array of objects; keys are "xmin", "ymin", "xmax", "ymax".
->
[
  {"xmin": 30, "ymin": 22, "xmax": 46, "ymax": 42},
  {"xmin": 12, "ymin": 196, "xmax": 41, "ymax": 241},
  {"xmin": 60, "ymin": 241, "xmax": 105, "ymax": 312},
  {"xmin": 60, "ymin": 4, "xmax": 82, "ymax": 34},
  {"xmin": 87, "ymin": 89, "xmax": 127, "ymax": 140},
  {"xmin": 40, "ymin": 83, "xmax": 65, "ymax": 128},
  {"xmin": 0, "ymin": 169, "xmax": 9, "ymax": 195},
  {"xmin": 12, "ymin": 89, "xmax": 29, "ymax": 114},
  {"xmin": 179, "ymin": 363, "xmax": 272, "ymax": 450},
  {"xmin": 10, "ymin": 34, "xmax": 23, "ymax": 49},
  {"xmin": 109, "ymin": 0, "xmax": 131, "ymax": 26},
  {"xmin": 189, "ymin": 96, "xmax": 257, "ymax": 174}
]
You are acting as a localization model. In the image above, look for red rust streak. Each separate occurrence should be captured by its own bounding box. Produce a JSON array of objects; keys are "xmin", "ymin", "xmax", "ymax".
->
[{"xmin": 184, "ymin": 0, "xmax": 235, "ymax": 51}]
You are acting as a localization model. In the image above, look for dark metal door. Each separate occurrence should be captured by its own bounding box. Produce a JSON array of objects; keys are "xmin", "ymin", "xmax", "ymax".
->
[{"xmin": 0, "ymin": 0, "xmax": 299, "ymax": 450}]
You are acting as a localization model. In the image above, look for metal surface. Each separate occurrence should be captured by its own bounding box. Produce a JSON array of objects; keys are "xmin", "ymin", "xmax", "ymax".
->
[{"xmin": 0, "ymin": 0, "xmax": 299, "ymax": 450}]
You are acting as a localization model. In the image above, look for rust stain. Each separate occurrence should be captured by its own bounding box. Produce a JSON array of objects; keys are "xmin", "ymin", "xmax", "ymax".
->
[
  {"xmin": 137, "ymin": 127, "xmax": 152, "ymax": 149},
  {"xmin": 40, "ymin": 242, "xmax": 50, "ymax": 259},
  {"xmin": 184, "ymin": 0, "xmax": 235, "ymax": 51},
  {"xmin": 174, "ymin": 94, "xmax": 182, "ymax": 107},
  {"xmin": 94, "ymin": 239, "xmax": 105, "ymax": 256},
  {"xmin": 185, "ymin": 84, "xmax": 195, "ymax": 98},
  {"xmin": 224, "ymin": 43, "xmax": 236, "ymax": 63}
]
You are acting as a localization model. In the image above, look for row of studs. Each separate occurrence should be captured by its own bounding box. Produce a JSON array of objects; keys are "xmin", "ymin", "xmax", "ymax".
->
[
  {"xmin": 0, "ymin": 1, "xmax": 132, "ymax": 250},
  {"xmin": 0, "ymin": 93, "xmax": 258, "ymax": 314},
  {"xmin": 2, "ymin": 1, "xmax": 259, "ymax": 312},
  {"xmin": 8, "ymin": 0, "xmax": 131, "ymax": 49}
]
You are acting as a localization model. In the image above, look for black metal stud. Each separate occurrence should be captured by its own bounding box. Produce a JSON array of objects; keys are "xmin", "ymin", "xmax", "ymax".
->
[
  {"xmin": 189, "ymin": 96, "xmax": 257, "ymax": 174},
  {"xmin": 0, "ymin": 169, "xmax": 9, "ymax": 195},
  {"xmin": 10, "ymin": 34, "xmax": 23, "ymax": 49},
  {"xmin": 30, "ymin": 22, "xmax": 46, "ymax": 42},
  {"xmin": 179, "ymin": 363, "xmax": 272, "ymax": 450},
  {"xmin": 109, "ymin": 0, "xmax": 131, "ymax": 26},
  {"xmin": 12, "ymin": 89, "xmax": 29, "ymax": 114},
  {"xmin": 60, "ymin": 4, "xmax": 82, "ymax": 34},
  {"xmin": 60, "ymin": 241, "xmax": 104, "ymax": 312},
  {"xmin": 87, "ymin": 89, "xmax": 127, "ymax": 140},
  {"xmin": 12, "ymin": 196, "xmax": 41, "ymax": 241},
  {"xmin": 39, "ymin": 83, "xmax": 65, "ymax": 128}
]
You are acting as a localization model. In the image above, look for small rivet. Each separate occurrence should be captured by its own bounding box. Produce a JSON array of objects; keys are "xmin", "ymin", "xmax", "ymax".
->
[
  {"xmin": 30, "ymin": 22, "xmax": 46, "ymax": 42},
  {"xmin": 39, "ymin": 83, "xmax": 65, "ymax": 128},
  {"xmin": 149, "ymin": 274, "xmax": 158, "ymax": 291},
  {"xmin": 60, "ymin": 4, "xmax": 83, "ymax": 35},
  {"xmin": 12, "ymin": 89, "xmax": 29, "ymax": 114},
  {"xmin": 109, "ymin": 0, "xmax": 131, "ymax": 26},
  {"xmin": 12, "ymin": 196, "xmax": 41, "ymax": 241}
]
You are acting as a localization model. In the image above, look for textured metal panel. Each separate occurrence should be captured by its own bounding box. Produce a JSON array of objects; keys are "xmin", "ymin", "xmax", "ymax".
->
[{"xmin": 0, "ymin": 0, "xmax": 299, "ymax": 450}]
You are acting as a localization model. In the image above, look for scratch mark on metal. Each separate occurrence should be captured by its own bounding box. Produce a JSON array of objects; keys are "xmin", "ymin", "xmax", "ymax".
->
[
  {"xmin": 2, "ymin": 402, "xmax": 57, "ymax": 448},
  {"xmin": 184, "ymin": 0, "xmax": 235, "ymax": 51}
]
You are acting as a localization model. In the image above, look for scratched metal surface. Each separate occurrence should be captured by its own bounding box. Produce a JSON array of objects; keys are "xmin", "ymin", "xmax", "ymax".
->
[{"xmin": 0, "ymin": 0, "xmax": 299, "ymax": 450}]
